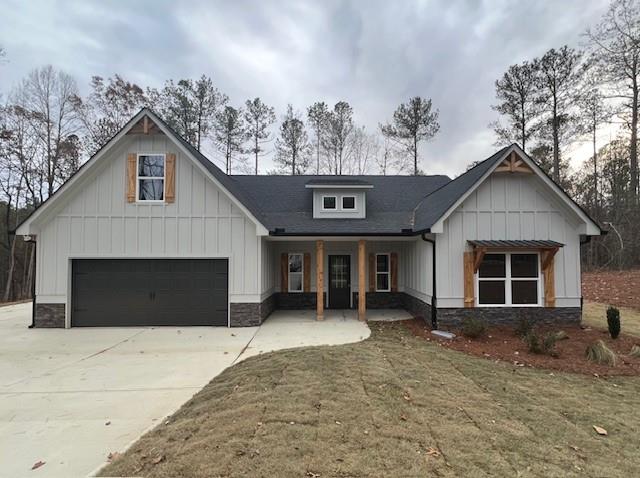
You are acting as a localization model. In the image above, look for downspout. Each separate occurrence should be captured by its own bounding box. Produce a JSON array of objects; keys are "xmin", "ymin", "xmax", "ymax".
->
[
  {"xmin": 421, "ymin": 233, "xmax": 437, "ymax": 329},
  {"xmin": 24, "ymin": 236, "xmax": 37, "ymax": 328}
]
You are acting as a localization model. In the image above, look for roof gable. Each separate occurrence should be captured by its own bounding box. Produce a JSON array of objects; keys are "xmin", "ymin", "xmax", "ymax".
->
[{"xmin": 414, "ymin": 144, "xmax": 601, "ymax": 235}]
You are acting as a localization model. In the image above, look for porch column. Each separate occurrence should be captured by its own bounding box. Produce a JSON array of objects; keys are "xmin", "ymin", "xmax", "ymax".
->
[
  {"xmin": 316, "ymin": 240, "xmax": 324, "ymax": 321},
  {"xmin": 358, "ymin": 239, "xmax": 366, "ymax": 321}
]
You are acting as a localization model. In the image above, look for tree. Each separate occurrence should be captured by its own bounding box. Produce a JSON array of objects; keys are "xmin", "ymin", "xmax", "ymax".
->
[
  {"xmin": 274, "ymin": 104, "xmax": 311, "ymax": 175},
  {"xmin": 72, "ymin": 75, "xmax": 147, "ymax": 155},
  {"xmin": 244, "ymin": 98, "xmax": 275, "ymax": 174},
  {"xmin": 324, "ymin": 101, "xmax": 354, "ymax": 175},
  {"xmin": 533, "ymin": 46, "xmax": 584, "ymax": 183},
  {"xmin": 307, "ymin": 101, "xmax": 330, "ymax": 174},
  {"xmin": 213, "ymin": 106, "xmax": 245, "ymax": 174},
  {"xmin": 490, "ymin": 61, "xmax": 539, "ymax": 150},
  {"xmin": 22, "ymin": 66, "xmax": 80, "ymax": 198},
  {"xmin": 151, "ymin": 75, "xmax": 227, "ymax": 151},
  {"xmin": 380, "ymin": 96, "xmax": 440, "ymax": 175},
  {"xmin": 586, "ymin": 0, "xmax": 640, "ymax": 201},
  {"xmin": 347, "ymin": 126, "xmax": 377, "ymax": 175}
]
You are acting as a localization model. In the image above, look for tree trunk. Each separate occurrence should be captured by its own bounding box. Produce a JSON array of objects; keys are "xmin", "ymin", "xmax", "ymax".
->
[
  {"xmin": 255, "ymin": 135, "xmax": 259, "ymax": 175},
  {"xmin": 631, "ymin": 76, "xmax": 639, "ymax": 203},
  {"xmin": 552, "ymin": 94, "xmax": 560, "ymax": 183},
  {"xmin": 413, "ymin": 136, "xmax": 418, "ymax": 175}
]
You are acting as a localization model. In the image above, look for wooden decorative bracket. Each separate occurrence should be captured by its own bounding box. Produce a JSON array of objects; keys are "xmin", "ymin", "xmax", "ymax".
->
[
  {"xmin": 540, "ymin": 247, "xmax": 559, "ymax": 272},
  {"xmin": 473, "ymin": 247, "xmax": 486, "ymax": 273},
  {"xmin": 494, "ymin": 151, "xmax": 533, "ymax": 174},
  {"xmin": 127, "ymin": 115, "xmax": 164, "ymax": 136}
]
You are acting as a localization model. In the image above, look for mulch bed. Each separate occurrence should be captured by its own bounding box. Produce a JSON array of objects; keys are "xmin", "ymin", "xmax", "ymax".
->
[
  {"xmin": 404, "ymin": 319, "xmax": 640, "ymax": 377},
  {"xmin": 583, "ymin": 269, "xmax": 640, "ymax": 310}
]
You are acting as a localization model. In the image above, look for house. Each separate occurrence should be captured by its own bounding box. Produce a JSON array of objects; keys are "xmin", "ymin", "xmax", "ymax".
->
[{"xmin": 15, "ymin": 109, "xmax": 602, "ymax": 329}]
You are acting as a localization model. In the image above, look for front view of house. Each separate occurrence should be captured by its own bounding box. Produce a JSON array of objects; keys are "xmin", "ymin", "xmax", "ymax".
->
[{"xmin": 15, "ymin": 109, "xmax": 602, "ymax": 329}]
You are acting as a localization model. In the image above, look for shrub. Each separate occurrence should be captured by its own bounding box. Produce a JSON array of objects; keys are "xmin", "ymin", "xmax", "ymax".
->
[
  {"xmin": 524, "ymin": 330, "xmax": 558, "ymax": 356},
  {"xmin": 630, "ymin": 345, "xmax": 640, "ymax": 359},
  {"xmin": 461, "ymin": 317, "xmax": 487, "ymax": 338},
  {"xmin": 607, "ymin": 307, "xmax": 621, "ymax": 339},
  {"xmin": 515, "ymin": 317, "xmax": 534, "ymax": 338},
  {"xmin": 586, "ymin": 340, "xmax": 617, "ymax": 366}
]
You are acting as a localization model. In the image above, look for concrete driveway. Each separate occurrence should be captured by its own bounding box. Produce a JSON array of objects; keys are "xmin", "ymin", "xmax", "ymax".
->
[{"xmin": 0, "ymin": 303, "xmax": 370, "ymax": 478}]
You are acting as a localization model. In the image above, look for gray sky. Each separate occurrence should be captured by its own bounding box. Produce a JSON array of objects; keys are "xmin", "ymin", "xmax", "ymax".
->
[{"xmin": 0, "ymin": 0, "xmax": 611, "ymax": 176}]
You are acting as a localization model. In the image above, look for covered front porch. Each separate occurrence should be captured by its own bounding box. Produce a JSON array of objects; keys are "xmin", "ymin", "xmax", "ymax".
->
[{"xmin": 262, "ymin": 237, "xmax": 433, "ymax": 323}]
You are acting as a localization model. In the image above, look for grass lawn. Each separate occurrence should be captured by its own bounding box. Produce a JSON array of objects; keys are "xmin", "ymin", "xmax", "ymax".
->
[
  {"xmin": 583, "ymin": 301, "xmax": 640, "ymax": 337},
  {"xmin": 101, "ymin": 321, "xmax": 640, "ymax": 478}
]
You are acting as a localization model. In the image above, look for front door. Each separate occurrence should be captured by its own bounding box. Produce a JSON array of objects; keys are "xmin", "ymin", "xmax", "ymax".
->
[{"xmin": 329, "ymin": 255, "xmax": 351, "ymax": 308}]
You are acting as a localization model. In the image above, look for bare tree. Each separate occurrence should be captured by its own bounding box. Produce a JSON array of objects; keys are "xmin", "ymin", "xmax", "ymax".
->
[
  {"xmin": 213, "ymin": 106, "xmax": 245, "ymax": 174},
  {"xmin": 380, "ymin": 96, "xmax": 440, "ymax": 175},
  {"xmin": 347, "ymin": 126, "xmax": 378, "ymax": 175},
  {"xmin": 244, "ymin": 98, "xmax": 275, "ymax": 174},
  {"xmin": 274, "ymin": 105, "xmax": 311, "ymax": 175},
  {"xmin": 490, "ymin": 61, "xmax": 539, "ymax": 150},
  {"xmin": 307, "ymin": 101, "xmax": 330, "ymax": 174},
  {"xmin": 533, "ymin": 46, "xmax": 584, "ymax": 183},
  {"xmin": 73, "ymin": 75, "xmax": 147, "ymax": 155},
  {"xmin": 22, "ymin": 66, "xmax": 80, "ymax": 197},
  {"xmin": 586, "ymin": 0, "xmax": 640, "ymax": 201},
  {"xmin": 150, "ymin": 75, "xmax": 227, "ymax": 151},
  {"xmin": 323, "ymin": 101, "xmax": 354, "ymax": 175}
]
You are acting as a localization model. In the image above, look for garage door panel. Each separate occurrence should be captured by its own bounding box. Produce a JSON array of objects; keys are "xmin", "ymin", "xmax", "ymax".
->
[{"xmin": 72, "ymin": 259, "xmax": 228, "ymax": 327}]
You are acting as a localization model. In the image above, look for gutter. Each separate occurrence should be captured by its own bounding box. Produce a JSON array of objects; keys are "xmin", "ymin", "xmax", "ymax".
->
[
  {"xmin": 421, "ymin": 233, "xmax": 437, "ymax": 329},
  {"xmin": 269, "ymin": 228, "xmax": 428, "ymax": 237}
]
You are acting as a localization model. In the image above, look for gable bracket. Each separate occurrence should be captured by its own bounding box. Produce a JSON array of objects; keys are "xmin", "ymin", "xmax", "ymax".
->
[{"xmin": 494, "ymin": 151, "xmax": 533, "ymax": 174}]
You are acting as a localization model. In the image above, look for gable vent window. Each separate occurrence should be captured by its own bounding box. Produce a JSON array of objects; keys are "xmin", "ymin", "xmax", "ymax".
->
[
  {"xmin": 342, "ymin": 196, "xmax": 356, "ymax": 209},
  {"xmin": 288, "ymin": 253, "xmax": 304, "ymax": 293},
  {"xmin": 138, "ymin": 154, "xmax": 165, "ymax": 201},
  {"xmin": 323, "ymin": 196, "xmax": 337, "ymax": 210}
]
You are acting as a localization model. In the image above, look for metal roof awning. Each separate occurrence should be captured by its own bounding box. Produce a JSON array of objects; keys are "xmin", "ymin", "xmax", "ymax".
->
[{"xmin": 468, "ymin": 240, "xmax": 564, "ymax": 249}]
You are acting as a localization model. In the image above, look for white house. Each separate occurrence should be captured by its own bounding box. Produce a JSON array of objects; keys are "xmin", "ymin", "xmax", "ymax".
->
[{"xmin": 15, "ymin": 109, "xmax": 602, "ymax": 328}]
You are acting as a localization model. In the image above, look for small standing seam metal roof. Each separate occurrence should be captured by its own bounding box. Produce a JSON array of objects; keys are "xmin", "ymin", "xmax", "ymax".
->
[{"xmin": 468, "ymin": 240, "xmax": 564, "ymax": 249}]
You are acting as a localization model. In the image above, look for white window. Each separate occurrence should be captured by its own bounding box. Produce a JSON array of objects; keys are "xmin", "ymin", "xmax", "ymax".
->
[
  {"xmin": 342, "ymin": 196, "xmax": 356, "ymax": 209},
  {"xmin": 137, "ymin": 154, "xmax": 165, "ymax": 201},
  {"xmin": 322, "ymin": 196, "xmax": 337, "ymax": 210},
  {"xmin": 288, "ymin": 253, "xmax": 304, "ymax": 293},
  {"xmin": 375, "ymin": 253, "xmax": 390, "ymax": 292},
  {"xmin": 476, "ymin": 252, "xmax": 540, "ymax": 306}
]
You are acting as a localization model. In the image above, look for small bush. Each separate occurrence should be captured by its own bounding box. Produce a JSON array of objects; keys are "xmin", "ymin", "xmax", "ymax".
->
[
  {"xmin": 524, "ymin": 330, "xmax": 558, "ymax": 356},
  {"xmin": 586, "ymin": 340, "xmax": 617, "ymax": 366},
  {"xmin": 630, "ymin": 345, "xmax": 640, "ymax": 358},
  {"xmin": 515, "ymin": 317, "xmax": 534, "ymax": 338},
  {"xmin": 607, "ymin": 306, "xmax": 621, "ymax": 339},
  {"xmin": 461, "ymin": 317, "xmax": 487, "ymax": 338}
]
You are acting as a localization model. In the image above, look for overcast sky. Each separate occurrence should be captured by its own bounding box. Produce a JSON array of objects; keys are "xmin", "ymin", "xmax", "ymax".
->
[{"xmin": 0, "ymin": 0, "xmax": 612, "ymax": 177}]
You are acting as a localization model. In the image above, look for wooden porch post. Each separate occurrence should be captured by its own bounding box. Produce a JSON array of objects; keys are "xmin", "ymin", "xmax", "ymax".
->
[
  {"xmin": 316, "ymin": 240, "xmax": 324, "ymax": 321},
  {"xmin": 358, "ymin": 240, "xmax": 366, "ymax": 321}
]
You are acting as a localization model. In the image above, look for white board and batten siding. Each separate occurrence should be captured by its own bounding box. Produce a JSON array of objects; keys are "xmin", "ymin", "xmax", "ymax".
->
[
  {"xmin": 34, "ymin": 134, "xmax": 262, "ymax": 317},
  {"xmin": 435, "ymin": 173, "xmax": 582, "ymax": 308},
  {"xmin": 401, "ymin": 239, "xmax": 433, "ymax": 305}
]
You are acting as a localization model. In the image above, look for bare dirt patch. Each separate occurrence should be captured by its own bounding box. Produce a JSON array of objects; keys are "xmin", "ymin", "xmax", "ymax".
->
[
  {"xmin": 583, "ymin": 269, "xmax": 640, "ymax": 310},
  {"xmin": 405, "ymin": 319, "xmax": 640, "ymax": 377}
]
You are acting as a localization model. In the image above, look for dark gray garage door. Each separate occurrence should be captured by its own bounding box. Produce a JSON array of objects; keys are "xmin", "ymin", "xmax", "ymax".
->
[{"xmin": 71, "ymin": 259, "xmax": 228, "ymax": 327}]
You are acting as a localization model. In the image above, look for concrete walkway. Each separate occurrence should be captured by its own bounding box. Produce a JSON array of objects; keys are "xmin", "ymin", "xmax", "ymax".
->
[{"xmin": 0, "ymin": 304, "xmax": 370, "ymax": 478}]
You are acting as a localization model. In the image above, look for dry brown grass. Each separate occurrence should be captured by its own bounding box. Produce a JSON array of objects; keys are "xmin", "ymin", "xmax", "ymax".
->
[
  {"xmin": 583, "ymin": 302, "xmax": 640, "ymax": 337},
  {"xmin": 101, "ymin": 321, "xmax": 640, "ymax": 478}
]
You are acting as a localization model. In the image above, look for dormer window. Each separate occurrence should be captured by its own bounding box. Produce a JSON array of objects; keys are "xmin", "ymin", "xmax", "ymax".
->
[
  {"xmin": 323, "ymin": 196, "xmax": 337, "ymax": 210},
  {"xmin": 342, "ymin": 196, "xmax": 355, "ymax": 209}
]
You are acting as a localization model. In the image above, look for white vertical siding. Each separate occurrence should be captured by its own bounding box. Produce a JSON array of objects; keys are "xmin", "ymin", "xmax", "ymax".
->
[
  {"xmin": 401, "ymin": 238, "xmax": 433, "ymax": 304},
  {"xmin": 34, "ymin": 134, "xmax": 261, "ymax": 307},
  {"xmin": 435, "ymin": 174, "xmax": 583, "ymax": 308}
]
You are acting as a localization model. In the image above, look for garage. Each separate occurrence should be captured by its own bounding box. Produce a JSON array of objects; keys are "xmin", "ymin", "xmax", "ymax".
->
[{"xmin": 71, "ymin": 259, "xmax": 228, "ymax": 327}]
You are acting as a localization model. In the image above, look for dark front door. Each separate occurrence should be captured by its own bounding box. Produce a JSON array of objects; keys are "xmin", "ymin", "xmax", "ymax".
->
[
  {"xmin": 71, "ymin": 259, "xmax": 228, "ymax": 327},
  {"xmin": 329, "ymin": 255, "xmax": 351, "ymax": 309}
]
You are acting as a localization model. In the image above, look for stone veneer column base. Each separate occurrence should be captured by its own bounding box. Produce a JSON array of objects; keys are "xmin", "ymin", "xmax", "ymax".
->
[
  {"xmin": 436, "ymin": 307, "xmax": 582, "ymax": 328},
  {"xmin": 229, "ymin": 294, "xmax": 278, "ymax": 327},
  {"xmin": 34, "ymin": 303, "xmax": 66, "ymax": 328}
]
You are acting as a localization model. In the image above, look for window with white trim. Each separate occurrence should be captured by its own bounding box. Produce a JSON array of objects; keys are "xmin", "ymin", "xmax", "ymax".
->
[
  {"xmin": 137, "ymin": 154, "xmax": 165, "ymax": 201},
  {"xmin": 322, "ymin": 196, "xmax": 337, "ymax": 210},
  {"xmin": 476, "ymin": 252, "xmax": 540, "ymax": 306},
  {"xmin": 288, "ymin": 253, "xmax": 304, "ymax": 292},
  {"xmin": 376, "ymin": 253, "xmax": 390, "ymax": 292}
]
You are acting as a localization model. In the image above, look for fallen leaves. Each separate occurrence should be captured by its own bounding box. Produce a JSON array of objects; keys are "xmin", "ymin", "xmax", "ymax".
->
[
  {"xmin": 107, "ymin": 452, "xmax": 120, "ymax": 462},
  {"xmin": 152, "ymin": 454, "xmax": 165, "ymax": 465},
  {"xmin": 593, "ymin": 425, "xmax": 608, "ymax": 436},
  {"xmin": 31, "ymin": 461, "xmax": 45, "ymax": 470},
  {"xmin": 426, "ymin": 447, "xmax": 441, "ymax": 457}
]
